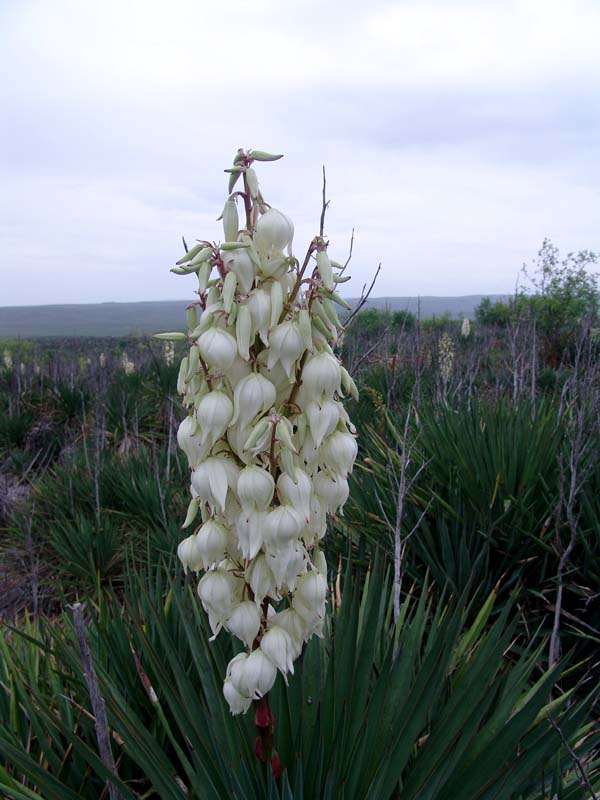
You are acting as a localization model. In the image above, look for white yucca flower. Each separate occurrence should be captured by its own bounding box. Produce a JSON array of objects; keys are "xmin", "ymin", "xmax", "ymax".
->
[
  {"xmin": 163, "ymin": 149, "xmax": 358, "ymax": 740},
  {"xmin": 461, "ymin": 317, "xmax": 471, "ymax": 338},
  {"xmin": 121, "ymin": 351, "xmax": 136, "ymax": 375}
]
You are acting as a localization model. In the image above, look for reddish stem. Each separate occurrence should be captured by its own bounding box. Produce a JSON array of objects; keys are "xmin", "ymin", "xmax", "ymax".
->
[{"xmin": 253, "ymin": 693, "xmax": 280, "ymax": 778}]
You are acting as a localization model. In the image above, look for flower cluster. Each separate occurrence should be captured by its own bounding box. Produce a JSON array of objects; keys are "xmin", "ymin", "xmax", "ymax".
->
[
  {"xmin": 167, "ymin": 149, "xmax": 358, "ymax": 715},
  {"xmin": 121, "ymin": 351, "xmax": 135, "ymax": 375}
]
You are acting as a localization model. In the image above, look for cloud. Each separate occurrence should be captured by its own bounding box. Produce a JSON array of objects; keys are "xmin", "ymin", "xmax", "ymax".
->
[{"xmin": 1, "ymin": 0, "xmax": 599, "ymax": 305}]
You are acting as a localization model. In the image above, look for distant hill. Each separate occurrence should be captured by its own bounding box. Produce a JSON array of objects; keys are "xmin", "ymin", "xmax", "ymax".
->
[{"xmin": 0, "ymin": 296, "xmax": 510, "ymax": 338}]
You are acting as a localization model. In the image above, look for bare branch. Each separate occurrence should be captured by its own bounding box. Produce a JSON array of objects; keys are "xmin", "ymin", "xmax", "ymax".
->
[
  {"xmin": 319, "ymin": 166, "xmax": 329, "ymax": 237},
  {"xmin": 343, "ymin": 263, "xmax": 382, "ymax": 330},
  {"xmin": 69, "ymin": 603, "xmax": 124, "ymax": 800}
]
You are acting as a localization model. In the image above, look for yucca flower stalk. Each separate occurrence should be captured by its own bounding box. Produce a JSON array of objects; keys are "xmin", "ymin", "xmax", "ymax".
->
[{"xmin": 157, "ymin": 148, "xmax": 358, "ymax": 774}]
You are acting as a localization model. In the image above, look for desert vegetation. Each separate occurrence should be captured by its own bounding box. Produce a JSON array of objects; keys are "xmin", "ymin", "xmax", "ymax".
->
[{"xmin": 1, "ymin": 291, "xmax": 599, "ymax": 797}]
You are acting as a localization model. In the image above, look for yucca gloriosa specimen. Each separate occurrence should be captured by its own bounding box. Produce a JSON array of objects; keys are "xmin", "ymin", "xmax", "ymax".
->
[{"xmin": 156, "ymin": 148, "xmax": 358, "ymax": 770}]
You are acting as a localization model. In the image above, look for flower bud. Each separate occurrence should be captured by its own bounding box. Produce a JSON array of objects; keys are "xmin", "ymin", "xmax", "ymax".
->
[
  {"xmin": 242, "ymin": 418, "xmax": 272, "ymax": 454},
  {"xmin": 236, "ymin": 303, "xmax": 252, "ymax": 360},
  {"xmin": 245, "ymin": 167, "xmax": 259, "ymax": 199},
  {"xmin": 340, "ymin": 366, "xmax": 359, "ymax": 401},
  {"xmin": 269, "ymin": 280, "xmax": 284, "ymax": 328},
  {"xmin": 312, "ymin": 547, "xmax": 328, "ymax": 577},
  {"xmin": 222, "ymin": 270, "xmax": 237, "ymax": 314},
  {"xmin": 316, "ymin": 250, "xmax": 334, "ymax": 291},
  {"xmin": 222, "ymin": 198, "xmax": 239, "ymax": 242},
  {"xmin": 247, "ymin": 288, "xmax": 271, "ymax": 346}
]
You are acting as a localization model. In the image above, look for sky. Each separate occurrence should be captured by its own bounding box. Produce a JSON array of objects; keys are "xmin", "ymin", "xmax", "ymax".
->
[{"xmin": 1, "ymin": 0, "xmax": 600, "ymax": 306}]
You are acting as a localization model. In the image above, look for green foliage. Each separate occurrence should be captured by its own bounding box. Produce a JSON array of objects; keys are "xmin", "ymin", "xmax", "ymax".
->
[
  {"xmin": 476, "ymin": 240, "xmax": 599, "ymax": 364},
  {"xmin": 350, "ymin": 307, "xmax": 416, "ymax": 336},
  {"xmin": 1, "ymin": 562, "xmax": 598, "ymax": 799}
]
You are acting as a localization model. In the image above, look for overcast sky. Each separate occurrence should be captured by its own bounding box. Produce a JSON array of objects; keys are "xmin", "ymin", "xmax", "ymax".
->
[{"xmin": 1, "ymin": 0, "xmax": 599, "ymax": 307}]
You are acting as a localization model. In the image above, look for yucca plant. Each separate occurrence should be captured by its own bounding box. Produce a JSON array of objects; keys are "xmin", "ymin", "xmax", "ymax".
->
[{"xmin": 1, "ymin": 559, "xmax": 598, "ymax": 799}]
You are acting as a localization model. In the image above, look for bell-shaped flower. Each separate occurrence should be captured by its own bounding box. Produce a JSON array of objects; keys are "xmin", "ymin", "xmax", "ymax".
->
[
  {"xmin": 300, "ymin": 429, "xmax": 320, "ymax": 474},
  {"xmin": 245, "ymin": 553, "xmax": 277, "ymax": 604},
  {"xmin": 177, "ymin": 416, "xmax": 207, "ymax": 468},
  {"xmin": 305, "ymin": 399, "xmax": 340, "ymax": 448},
  {"xmin": 257, "ymin": 356, "xmax": 294, "ymax": 406},
  {"xmin": 196, "ymin": 390, "xmax": 233, "ymax": 448},
  {"xmin": 235, "ymin": 509, "xmax": 267, "ymax": 560},
  {"xmin": 225, "ymin": 355, "xmax": 253, "ymax": 389},
  {"xmin": 225, "ymin": 424, "xmax": 253, "ymax": 464},
  {"xmin": 237, "ymin": 465, "xmax": 275, "ymax": 510},
  {"xmin": 227, "ymin": 652, "xmax": 250, "ymax": 695},
  {"xmin": 177, "ymin": 533, "xmax": 204, "ymax": 574},
  {"xmin": 222, "ymin": 248, "xmax": 255, "ymax": 294},
  {"xmin": 277, "ymin": 469, "xmax": 312, "ymax": 522},
  {"xmin": 254, "ymin": 208, "xmax": 294, "ymax": 256},
  {"xmin": 223, "ymin": 677, "xmax": 252, "ymax": 716},
  {"xmin": 238, "ymin": 648, "xmax": 278, "ymax": 699},
  {"xmin": 301, "ymin": 352, "xmax": 342, "ymax": 400},
  {"xmin": 313, "ymin": 470, "xmax": 349, "ymax": 514},
  {"xmin": 223, "ymin": 493, "xmax": 242, "ymax": 530},
  {"xmin": 196, "ymin": 519, "xmax": 229, "ymax": 569},
  {"xmin": 231, "ymin": 372, "xmax": 276, "ymax": 429},
  {"xmin": 197, "ymin": 568, "xmax": 241, "ymax": 624},
  {"xmin": 264, "ymin": 505, "xmax": 303, "ymax": 548},
  {"xmin": 266, "ymin": 321, "xmax": 305, "ymax": 380},
  {"xmin": 265, "ymin": 539, "xmax": 306, "ymax": 590},
  {"xmin": 272, "ymin": 608, "xmax": 307, "ymax": 659},
  {"xmin": 320, "ymin": 431, "xmax": 358, "ymax": 478},
  {"xmin": 191, "ymin": 456, "xmax": 240, "ymax": 513},
  {"xmin": 260, "ymin": 625, "xmax": 295, "ymax": 678},
  {"xmin": 224, "ymin": 600, "xmax": 261, "ymax": 648},
  {"xmin": 197, "ymin": 327, "xmax": 238, "ymax": 371},
  {"xmin": 282, "ymin": 541, "xmax": 308, "ymax": 592},
  {"xmin": 247, "ymin": 287, "xmax": 271, "ymax": 346},
  {"xmin": 293, "ymin": 570, "xmax": 327, "ymax": 622}
]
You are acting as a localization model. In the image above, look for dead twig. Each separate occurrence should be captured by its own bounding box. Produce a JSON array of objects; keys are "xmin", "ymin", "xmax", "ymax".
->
[{"xmin": 69, "ymin": 603, "xmax": 124, "ymax": 800}]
